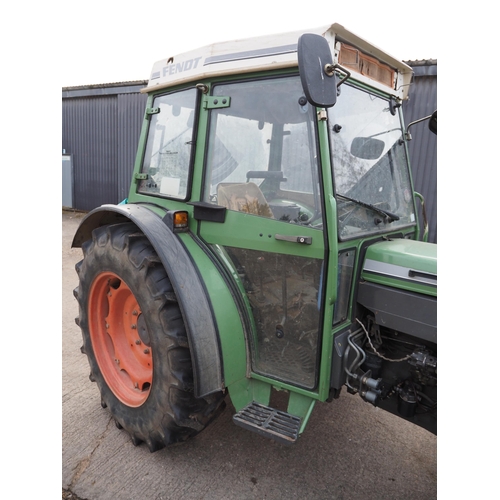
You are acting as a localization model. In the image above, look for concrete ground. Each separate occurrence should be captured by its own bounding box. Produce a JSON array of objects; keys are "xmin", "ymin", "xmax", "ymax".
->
[{"xmin": 62, "ymin": 209, "xmax": 437, "ymax": 500}]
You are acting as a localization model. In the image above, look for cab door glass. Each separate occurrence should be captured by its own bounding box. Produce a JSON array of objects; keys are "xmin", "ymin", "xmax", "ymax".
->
[
  {"xmin": 138, "ymin": 88, "xmax": 197, "ymax": 200},
  {"xmin": 204, "ymin": 76, "xmax": 323, "ymax": 227}
]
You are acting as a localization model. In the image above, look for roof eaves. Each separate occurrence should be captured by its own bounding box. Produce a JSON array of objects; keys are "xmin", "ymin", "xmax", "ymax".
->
[
  {"xmin": 62, "ymin": 81, "xmax": 148, "ymax": 98},
  {"xmin": 404, "ymin": 59, "xmax": 437, "ymax": 77}
]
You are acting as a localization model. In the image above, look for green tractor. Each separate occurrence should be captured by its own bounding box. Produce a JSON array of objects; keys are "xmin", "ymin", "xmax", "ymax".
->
[{"xmin": 72, "ymin": 23, "xmax": 437, "ymax": 451}]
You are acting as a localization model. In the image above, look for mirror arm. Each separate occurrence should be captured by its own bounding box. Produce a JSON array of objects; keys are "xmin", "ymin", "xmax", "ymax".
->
[
  {"xmin": 405, "ymin": 114, "xmax": 433, "ymax": 141},
  {"xmin": 326, "ymin": 64, "xmax": 351, "ymax": 88}
]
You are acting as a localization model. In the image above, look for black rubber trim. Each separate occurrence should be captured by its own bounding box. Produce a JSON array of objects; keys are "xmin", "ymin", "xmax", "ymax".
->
[
  {"xmin": 72, "ymin": 204, "xmax": 223, "ymax": 398},
  {"xmin": 188, "ymin": 201, "xmax": 226, "ymax": 223}
]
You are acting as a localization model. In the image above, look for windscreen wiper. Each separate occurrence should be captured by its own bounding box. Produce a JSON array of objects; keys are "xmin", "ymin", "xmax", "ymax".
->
[{"xmin": 337, "ymin": 193, "xmax": 400, "ymax": 223}]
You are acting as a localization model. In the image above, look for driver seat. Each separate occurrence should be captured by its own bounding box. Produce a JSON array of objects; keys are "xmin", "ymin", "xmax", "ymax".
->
[{"xmin": 217, "ymin": 182, "xmax": 274, "ymax": 218}]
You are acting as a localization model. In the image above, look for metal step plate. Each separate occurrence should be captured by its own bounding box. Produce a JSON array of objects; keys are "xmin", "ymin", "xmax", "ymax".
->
[{"xmin": 233, "ymin": 401, "xmax": 301, "ymax": 445}]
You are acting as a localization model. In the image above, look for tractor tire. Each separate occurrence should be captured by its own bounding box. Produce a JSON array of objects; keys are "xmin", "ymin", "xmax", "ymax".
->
[{"xmin": 74, "ymin": 222, "xmax": 225, "ymax": 452}]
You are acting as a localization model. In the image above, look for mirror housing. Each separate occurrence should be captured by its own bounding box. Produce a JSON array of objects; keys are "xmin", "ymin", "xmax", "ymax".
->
[
  {"xmin": 428, "ymin": 110, "xmax": 437, "ymax": 135},
  {"xmin": 351, "ymin": 137, "xmax": 385, "ymax": 159},
  {"xmin": 298, "ymin": 33, "xmax": 337, "ymax": 108}
]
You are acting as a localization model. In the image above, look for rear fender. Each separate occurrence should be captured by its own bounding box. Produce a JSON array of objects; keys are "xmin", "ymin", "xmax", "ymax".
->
[{"xmin": 72, "ymin": 204, "xmax": 224, "ymax": 398}]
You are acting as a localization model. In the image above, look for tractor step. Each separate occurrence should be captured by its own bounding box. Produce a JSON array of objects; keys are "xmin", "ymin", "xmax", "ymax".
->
[{"xmin": 232, "ymin": 401, "xmax": 301, "ymax": 445}]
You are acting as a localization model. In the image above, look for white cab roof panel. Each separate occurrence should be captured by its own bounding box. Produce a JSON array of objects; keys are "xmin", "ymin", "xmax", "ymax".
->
[{"xmin": 143, "ymin": 23, "xmax": 412, "ymax": 100}]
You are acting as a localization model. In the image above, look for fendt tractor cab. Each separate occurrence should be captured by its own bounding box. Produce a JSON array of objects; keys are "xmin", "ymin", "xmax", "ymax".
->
[{"xmin": 73, "ymin": 23, "xmax": 437, "ymax": 450}]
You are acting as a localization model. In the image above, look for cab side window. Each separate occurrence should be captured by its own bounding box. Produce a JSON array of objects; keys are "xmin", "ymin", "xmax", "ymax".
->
[{"xmin": 138, "ymin": 88, "xmax": 197, "ymax": 200}]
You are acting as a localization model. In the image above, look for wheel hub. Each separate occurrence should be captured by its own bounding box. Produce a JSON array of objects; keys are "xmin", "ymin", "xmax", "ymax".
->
[{"xmin": 89, "ymin": 272, "xmax": 153, "ymax": 407}]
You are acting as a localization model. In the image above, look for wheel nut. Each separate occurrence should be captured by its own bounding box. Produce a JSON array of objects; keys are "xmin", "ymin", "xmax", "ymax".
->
[
  {"xmin": 131, "ymin": 324, "xmax": 137, "ymax": 329},
  {"xmin": 143, "ymin": 348, "xmax": 150, "ymax": 354},
  {"xmin": 135, "ymin": 339, "xmax": 141, "ymax": 345},
  {"xmin": 132, "ymin": 310, "xmax": 138, "ymax": 316}
]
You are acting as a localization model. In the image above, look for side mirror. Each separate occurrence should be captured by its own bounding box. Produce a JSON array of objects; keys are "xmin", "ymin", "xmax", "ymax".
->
[
  {"xmin": 351, "ymin": 137, "xmax": 385, "ymax": 159},
  {"xmin": 428, "ymin": 110, "xmax": 437, "ymax": 135},
  {"xmin": 298, "ymin": 33, "xmax": 337, "ymax": 108}
]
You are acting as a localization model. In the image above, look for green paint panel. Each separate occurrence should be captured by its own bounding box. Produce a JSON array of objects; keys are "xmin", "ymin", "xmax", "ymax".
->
[
  {"xmin": 364, "ymin": 239, "xmax": 436, "ymax": 272},
  {"xmin": 227, "ymin": 379, "xmax": 272, "ymax": 412},
  {"xmin": 362, "ymin": 239, "xmax": 437, "ymax": 296},
  {"xmin": 201, "ymin": 212, "xmax": 324, "ymax": 260},
  {"xmin": 177, "ymin": 233, "xmax": 248, "ymax": 388},
  {"xmin": 287, "ymin": 391, "xmax": 316, "ymax": 433}
]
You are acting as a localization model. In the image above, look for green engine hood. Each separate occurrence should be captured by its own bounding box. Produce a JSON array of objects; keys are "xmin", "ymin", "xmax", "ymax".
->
[{"xmin": 361, "ymin": 239, "xmax": 437, "ymax": 296}]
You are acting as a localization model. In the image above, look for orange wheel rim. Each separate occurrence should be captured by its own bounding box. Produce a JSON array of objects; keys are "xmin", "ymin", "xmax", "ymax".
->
[{"xmin": 88, "ymin": 272, "xmax": 152, "ymax": 407}]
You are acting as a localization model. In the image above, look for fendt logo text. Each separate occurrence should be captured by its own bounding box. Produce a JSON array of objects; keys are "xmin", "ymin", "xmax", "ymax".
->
[{"xmin": 163, "ymin": 57, "xmax": 203, "ymax": 77}]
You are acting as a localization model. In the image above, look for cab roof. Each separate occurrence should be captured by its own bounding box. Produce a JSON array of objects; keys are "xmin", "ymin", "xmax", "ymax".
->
[{"xmin": 143, "ymin": 23, "xmax": 413, "ymax": 100}]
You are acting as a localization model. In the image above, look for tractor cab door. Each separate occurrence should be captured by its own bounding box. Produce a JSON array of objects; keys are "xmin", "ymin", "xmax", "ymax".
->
[{"xmin": 197, "ymin": 75, "xmax": 328, "ymax": 390}]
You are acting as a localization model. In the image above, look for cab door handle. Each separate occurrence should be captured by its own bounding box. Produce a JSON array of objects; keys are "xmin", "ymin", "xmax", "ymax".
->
[{"xmin": 275, "ymin": 234, "xmax": 312, "ymax": 245}]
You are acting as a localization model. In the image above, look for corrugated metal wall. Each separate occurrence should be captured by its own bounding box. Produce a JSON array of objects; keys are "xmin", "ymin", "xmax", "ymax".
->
[
  {"xmin": 117, "ymin": 93, "xmax": 149, "ymax": 202},
  {"xmin": 403, "ymin": 61, "xmax": 437, "ymax": 243},
  {"xmin": 62, "ymin": 83, "xmax": 147, "ymax": 211}
]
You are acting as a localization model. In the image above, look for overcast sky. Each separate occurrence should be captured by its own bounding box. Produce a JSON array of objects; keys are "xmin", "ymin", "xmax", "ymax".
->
[{"xmin": 60, "ymin": 0, "xmax": 439, "ymax": 87}]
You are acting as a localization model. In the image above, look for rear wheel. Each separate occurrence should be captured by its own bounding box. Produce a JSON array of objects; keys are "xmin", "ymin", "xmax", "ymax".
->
[{"xmin": 74, "ymin": 222, "xmax": 225, "ymax": 451}]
